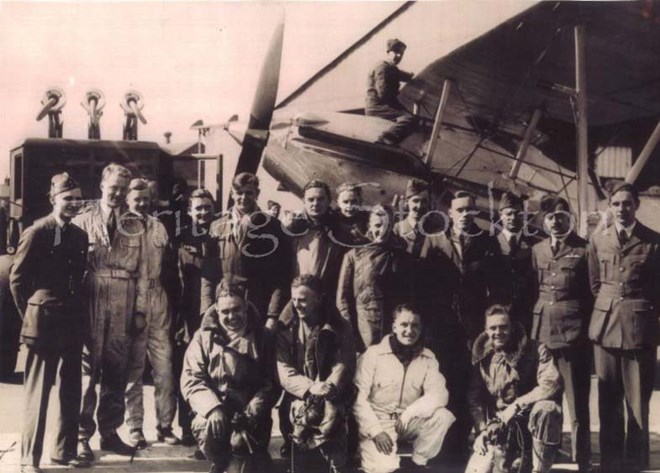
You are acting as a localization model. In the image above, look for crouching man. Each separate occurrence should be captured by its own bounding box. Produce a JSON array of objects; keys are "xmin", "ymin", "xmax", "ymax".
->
[
  {"xmin": 181, "ymin": 282, "xmax": 280, "ymax": 473},
  {"xmin": 353, "ymin": 304, "xmax": 455, "ymax": 472},
  {"xmin": 466, "ymin": 305, "xmax": 563, "ymax": 473},
  {"xmin": 276, "ymin": 274, "xmax": 356, "ymax": 473}
]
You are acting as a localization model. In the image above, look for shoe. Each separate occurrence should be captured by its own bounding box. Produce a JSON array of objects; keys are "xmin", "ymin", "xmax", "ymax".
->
[
  {"xmin": 181, "ymin": 431, "xmax": 197, "ymax": 446},
  {"xmin": 77, "ymin": 439, "xmax": 94, "ymax": 462},
  {"xmin": 129, "ymin": 428, "xmax": 147, "ymax": 449},
  {"xmin": 188, "ymin": 447, "xmax": 206, "ymax": 460},
  {"xmin": 280, "ymin": 439, "xmax": 292, "ymax": 457},
  {"xmin": 20, "ymin": 466, "xmax": 42, "ymax": 473},
  {"xmin": 100, "ymin": 432, "xmax": 136, "ymax": 456},
  {"xmin": 156, "ymin": 425, "xmax": 181, "ymax": 445},
  {"xmin": 51, "ymin": 456, "xmax": 91, "ymax": 468}
]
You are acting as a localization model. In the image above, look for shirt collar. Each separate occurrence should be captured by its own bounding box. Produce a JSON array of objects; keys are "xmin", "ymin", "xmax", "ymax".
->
[
  {"xmin": 100, "ymin": 202, "xmax": 120, "ymax": 223},
  {"xmin": 614, "ymin": 221, "xmax": 636, "ymax": 236},
  {"xmin": 52, "ymin": 213, "xmax": 67, "ymax": 229},
  {"xmin": 550, "ymin": 234, "xmax": 568, "ymax": 247}
]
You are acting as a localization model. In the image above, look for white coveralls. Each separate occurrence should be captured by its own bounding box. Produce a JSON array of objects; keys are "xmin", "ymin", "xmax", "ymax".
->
[
  {"xmin": 125, "ymin": 216, "xmax": 175, "ymax": 430},
  {"xmin": 74, "ymin": 204, "xmax": 144, "ymax": 440},
  {"xmin": 353, "ymin": 336, "xmax": 455, "ymax": 473}
]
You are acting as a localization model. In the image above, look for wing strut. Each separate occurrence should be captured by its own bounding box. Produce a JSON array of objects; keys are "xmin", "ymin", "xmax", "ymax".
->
[
  {"xmin": 424, "ymin": 79, "xmax": 453, "ymax": 166},
  {"xmin": 625, "ymin": 120, "xmax": 660, "ymax": 185},
  {"xmin": 508, "ymin": 108, "xmax": 542, "ymax": 180},
  {"xmin": 575, "ymin": 26, "xmax": 590, "ymax": 237}
]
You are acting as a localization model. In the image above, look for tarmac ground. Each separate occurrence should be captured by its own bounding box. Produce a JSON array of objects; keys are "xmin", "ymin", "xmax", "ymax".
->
[{"xmin": 2, "ymin": 346, "xmax": 660, "ymax": 473}]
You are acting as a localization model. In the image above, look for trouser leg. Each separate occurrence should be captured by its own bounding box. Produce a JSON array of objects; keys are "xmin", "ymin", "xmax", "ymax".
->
[
  {"xmin": 528, "ymin": 400, "xmax": 562, "ymax": 473},
  {"xmin": 97, "ymin": 334, "xmax": 131, "ymax": 438},
  {"xmin": 51, "ymin": 347, "xmax": 82, "ymax": 461},
  {"xmin": 278, "ymin": 392, "xmax": 294, "ymax": 440},
  {"xmin": 173, "ymin": 342, "xmax": 193, "ymax": 434},
  {"xmin": 191, "ymin": 413, "xmax": 230, "ymax": 467},
  {"xmin": 21, "ymin": 348, "xmax": 57, "ymax": 467},
  {"xmin": 406, "ymin": 408, "xmax": 456, "ymax": 465},
  {"xmin": 147, "ymin": 326, "xmax": 175, "ymax": 428},
  {"xmin": 552, "ymin": 344, "xmax": 591, "ymax": 467},
  {"xmin": 621, "ymin": 347, "xmax": 654, "ymax": 470},
  {"xmin": 318, "ymin": 430, "xmax": 348, "ymax": 472},
  {"xmin": 357, "ymin": 308, "xmax": 383, "ymax": 350},
  {"xmin": 358, "ymin": 418, "xmax": 399, "ymax": 473},
  {"xmin": 593, "ymin": 344, "xmax": 624, "ymax": 470},
  {"xmin": 79, "ymin": 325, "xmax": 103, "ymax": 441},
  {"xmin": 125, "ymin": 327, "xmax": 147, "ymax": 430}
]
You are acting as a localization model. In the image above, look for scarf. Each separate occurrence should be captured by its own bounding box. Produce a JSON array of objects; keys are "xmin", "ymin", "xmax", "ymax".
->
[{"xmin": 389, "ymin": 334, "xmax": 424, "ymax": 367}]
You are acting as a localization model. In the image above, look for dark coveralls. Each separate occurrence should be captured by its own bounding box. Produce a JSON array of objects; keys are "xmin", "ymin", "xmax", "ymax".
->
[
  {"xmin": 173, "ymin": 223, "xmax": 211, "ymax": 437},
  {"xmin": 365, "ymin": 60, "xmax": 415, "ymax": 144},
  {"xmin": 493, "ymin": 232, "xmax": 535, "ymax": 333},
  {"xmin": 10, "ymin": 215, "xmax": 88, "ymax": 467},
  {"xmin": 531, "ymin": 233, "xmax": 592, "ymax": 469},
  {"xmin": 588, "ymin": 222, "xmax": 660, "ymax": 471}
]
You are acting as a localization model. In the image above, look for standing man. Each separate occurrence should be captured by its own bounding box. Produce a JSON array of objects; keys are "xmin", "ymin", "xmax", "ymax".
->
[
  {"xmin": 124, "ymin": 178, "xmax": 179, "ymax": 449},
  {"xmin": 588, "ymin": 182, "xmax": 660, "ymax": 473},
  {"xmin": 493, "ymin": 192, "xmax": 535, "ymax": 333},
  {"xmin": 531, "ymin": 196, "xmax": 592, "ymax": 472},
  {"xmin": 74, "ymin": 163, "xmax": 142, "ymax": 459},
  {"xmin": 426, "ymin": 190, "xmax": 500, "ymax": 466},
  {"xmin": 276, "ymin": 274, "xmax": 356, "ymax": 473},
  {"xmin": 174, "ymin": 188, "xmax": 215, "ymax": 445},
  {"xmin": 366, "ymin": 38, "xmax": 416, "ymax": 145},
  {"xmin": 10, "ymin": 174, "xmax": 89, "ymax": 473},
  {"xmin": 201, "ymin": 172, "xmax": 290, "ymax": 330},
  {"xmin": 286, "ymin": 180, "xmax": 345, "ymax": 300}
]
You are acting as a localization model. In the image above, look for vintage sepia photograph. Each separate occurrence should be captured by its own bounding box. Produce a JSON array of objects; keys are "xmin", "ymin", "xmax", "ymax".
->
[{"xmin": 2, "ymin": 1, "xmax": 660, "ymax": 472}]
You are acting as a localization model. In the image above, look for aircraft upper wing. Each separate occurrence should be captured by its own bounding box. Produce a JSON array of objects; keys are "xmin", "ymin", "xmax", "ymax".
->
[{"xmin": 399, "ymin": 1, "xmax": 660, "ymax": 143}]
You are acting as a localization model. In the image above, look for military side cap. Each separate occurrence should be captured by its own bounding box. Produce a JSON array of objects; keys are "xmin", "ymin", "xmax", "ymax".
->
[
  {"xmin": 387, "ymin": 38, "xmax": 407, "ymax": 53},
  {"xmin": 499, "ymin": 191, "xmax": 524, "ymax": 211},
  {"xmin": 49, "ymin": 172, "xmax": 80, "ymax": 197},
  {"xmin": 405, "ymin": 179, "xmax": 428, "ymax": 199},
  {"xmin": 540, "ymin": 195, "xmax": 570, "ymax": 215}
]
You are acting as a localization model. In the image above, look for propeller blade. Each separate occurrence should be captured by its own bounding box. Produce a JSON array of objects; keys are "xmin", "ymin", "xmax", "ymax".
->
[{"xmin": 234, "ymin": 15, "xmax": 284, "ymax": 176}]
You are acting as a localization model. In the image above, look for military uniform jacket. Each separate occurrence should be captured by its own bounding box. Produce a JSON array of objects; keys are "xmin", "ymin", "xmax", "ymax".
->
[
  {"xmin": 492, "ymin": 232, "xmax": 535, "ymax": 322},
  {"xmin": 531, "ymin": 233, "xmax": 592, "ymax": 349},
  {"xmin": 10, "ymin": 214, "xmax": 88, "ymax": 347},
  {"xmin": 201, "ymin": 209, "xmax": 291, "ymax": 317},
  {"xmin": 366, "ymin": 61, "xmax": 413, "ymax": 111},
  {"xmin": 588, "ymin": 222, "xmax": 660, "ymax": 349}
]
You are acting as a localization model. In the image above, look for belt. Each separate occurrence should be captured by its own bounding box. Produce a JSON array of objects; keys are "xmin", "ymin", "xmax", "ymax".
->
[{"xmin": 91, "ymin": 269, "xmax": 136, "ymax": 279}]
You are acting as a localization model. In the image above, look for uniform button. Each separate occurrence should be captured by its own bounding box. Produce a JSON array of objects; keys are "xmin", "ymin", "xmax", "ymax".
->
[
  {"xmin": 551, "ymin": 273, "xmax": 556, "ymax": 277},
  {"xmin": 619, "ymin": 267, "xmax": 624, "ymax": 272},
  {"xmin": 549, "ymin": 301, "xmax": 554, "ymax": 306},
  {"xmin": 619, "ymin": 297, "xmax": 624, "ymax": 301},
  {"xmin": 619, "ymin": 283, "xmax": 623, "ymax": 286}
]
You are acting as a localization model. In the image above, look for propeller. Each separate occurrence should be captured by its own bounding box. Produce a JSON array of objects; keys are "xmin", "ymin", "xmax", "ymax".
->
[
  {"xmin": 233, "ymin": 15, "xmax": 284, "ymax": 176},
  {"xmin": 120, "ymin": 90, "xmax": 147, "ymax": 124},
  {"xmin": 81, "ymin": 89, "xmax": 106, "ymax": 127}
]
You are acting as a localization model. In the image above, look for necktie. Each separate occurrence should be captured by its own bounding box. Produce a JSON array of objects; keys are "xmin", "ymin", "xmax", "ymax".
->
[
  {"xmin": 107, "ymin": 210, "xmax": 117, "ymax": 241},
  {"xmin": 551, "ymin": 240, "xmax": 560, "ymax": 256},
  {"xmin": 619, "ymin": 229, "xmax": 629, "ymax": 246},
  {"xmin": 509, "ymin": 235, "xmax": 518, "ymax": 255}
]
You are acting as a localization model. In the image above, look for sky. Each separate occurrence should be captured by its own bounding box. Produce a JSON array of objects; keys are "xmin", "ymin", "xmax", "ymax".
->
[{"xmin": 0, "ymin": 1, "xmax": 401, "ymax": 181}]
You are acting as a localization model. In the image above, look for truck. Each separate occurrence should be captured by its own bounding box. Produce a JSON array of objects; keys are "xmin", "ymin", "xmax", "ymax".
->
[{"xmin": 0, "ymin": 137, "xmax": 202, "ymax": 379}]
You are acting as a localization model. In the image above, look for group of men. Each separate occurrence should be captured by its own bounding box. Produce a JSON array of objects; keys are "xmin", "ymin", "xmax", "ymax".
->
[{"xmin": 9, "ymin": 160, "xmax": 660, "ymax": 473}]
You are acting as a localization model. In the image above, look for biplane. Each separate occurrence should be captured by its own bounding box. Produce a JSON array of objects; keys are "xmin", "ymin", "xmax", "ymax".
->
[{"xmin": 212, "ymin": 0, "xmax": 660, "ymax": 234}]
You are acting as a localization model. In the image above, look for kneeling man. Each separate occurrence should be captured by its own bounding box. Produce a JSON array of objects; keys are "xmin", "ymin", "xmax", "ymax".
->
[
  {"xmin": 181, "ymin": 282, "xmax": 280, "ymax": 473},
  {"xmin": 353, "ymin": 304, "xmax": 455, "ymax": 472},
  {"xmin": 466, "ymin": 305, "xmax": 563, "ymax": 473}
]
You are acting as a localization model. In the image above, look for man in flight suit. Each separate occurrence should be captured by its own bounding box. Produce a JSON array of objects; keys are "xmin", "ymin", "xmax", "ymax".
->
[
  {"xmin": 588, "ymin": 182, "xmax": 660, "ymax": 473},
  {"xmin": 74, "ymin": 163, "xmax": 143, "ymax": 459},
  {"xmin": 11, "ymin": 173, "xmax": 89, "ymax": 473},
  {"xmin": 366, "ymin": 38, "xmax": 415, "ymax": 145},
  {"xmin": 124, "ymin": 178, "xmax": 179, "ymax": 449}
]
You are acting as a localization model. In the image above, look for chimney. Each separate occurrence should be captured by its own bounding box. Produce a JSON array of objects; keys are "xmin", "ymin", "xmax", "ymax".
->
[{"xmin": 164, "ymin": 131, "xmax": 172, "ymax": 144}]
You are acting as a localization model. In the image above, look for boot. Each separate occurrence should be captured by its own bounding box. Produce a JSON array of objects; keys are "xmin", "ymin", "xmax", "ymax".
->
[
  {"xmin": 531, "ymin": 439, "xmax": 557, "ymax": 473},
  {"xmin": 225, "ymin": 454, "xmax": 246, "ymax": 473}
]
